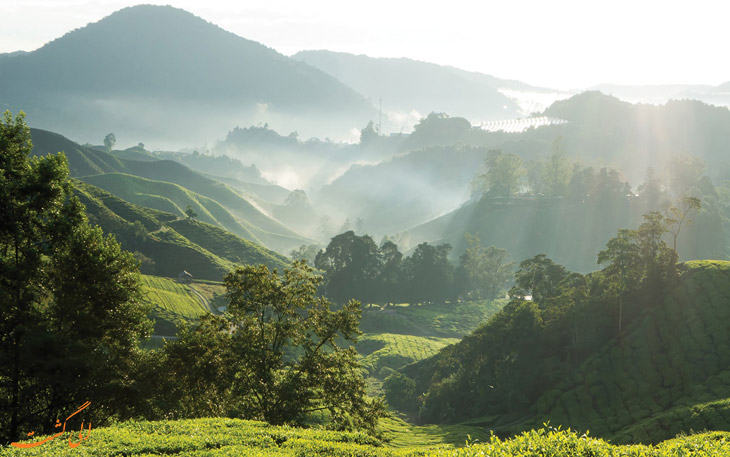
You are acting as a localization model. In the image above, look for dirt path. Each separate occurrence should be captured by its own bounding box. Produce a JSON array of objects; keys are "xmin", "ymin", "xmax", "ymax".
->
[{"xmin": 187, "ymin": 285, "xmax": 212, "ymax": 312}]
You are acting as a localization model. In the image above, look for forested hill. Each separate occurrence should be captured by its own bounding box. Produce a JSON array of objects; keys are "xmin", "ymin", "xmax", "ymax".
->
[
  {"xmin": 0, "ymin": 5, "xmax": 374, "ymax": 144},
  {"xmin": 401, "ymin": 260, "xmax": 730, "ymax": 444}
]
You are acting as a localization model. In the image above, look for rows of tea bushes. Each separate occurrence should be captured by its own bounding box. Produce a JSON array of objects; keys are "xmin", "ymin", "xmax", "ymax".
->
[
  {"xmin": 4, "ymin": 419, "xmax": 729, "ymax": 456},
  {"xmin": 140, "ymin": 274, "xmax": 209, "ymax": 335},
  {"xmin": 357, "ymin": 333, "xmax": 460, "ymax": 376},
  {"xmin": 532, "ymin": 260, "xmax": 730, "ymax": 443}
]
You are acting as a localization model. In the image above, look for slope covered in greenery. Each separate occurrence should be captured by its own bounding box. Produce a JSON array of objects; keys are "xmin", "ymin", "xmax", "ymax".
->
[
  {"xmin": 140, "ymin": 275, "xmax": 210, "ymax": 336},
  {"xmin": 73, "ymin": 180, "xmax": 288, "ymax": 281},
  {"xmin": 1, "ymin": 5, "xmax": 373, "ymax": 144},
  {"xmin": 30, "ymin": 128, "xmax": 311, "ymax": 252},
  {"xmin": 403, "ymin": 261, "xmax": 730, "ymax": 444},
  {"xmin": 80, "ymin": 172, "xmax": 260, "ymax": 242},
  {"xmin": 530, "ymin": 260, "xmax": 730, "ymax": 443}
]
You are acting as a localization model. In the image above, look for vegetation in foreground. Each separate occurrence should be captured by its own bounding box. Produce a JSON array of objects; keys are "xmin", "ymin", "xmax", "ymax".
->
[{"xmin": 3, "ymin": 418, "xmax": 729, "ymax": 456}]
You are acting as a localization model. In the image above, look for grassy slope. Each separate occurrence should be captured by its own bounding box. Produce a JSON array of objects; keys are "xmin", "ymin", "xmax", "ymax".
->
[
  {"xmin": 3, "ymin": 418, "xmax": 729, "ymax": 456},
  {"xmin": 525, "ymin": 260, "xmax": 730, "ymax": 443},
  {"xmin": 360, "ymin": 300, "xmax": 505, "ymax": 338},
  {"xmin": 140, "ymin": 275, "xmax": 210, "ymax": 336},
  {"xmin": 74, "ymin": 180, "xmax": 287, "ymax": 281},
  {"xmin": 30, "ymin": 128, "xmax": 312, "ymax": 252},
  {"xmin": 80, "ymin": 172, "xmax": 260, "ymax": 243},
  {"xmin": 358, "ymin": 334, "xmax": 460, "ymax": 377}
]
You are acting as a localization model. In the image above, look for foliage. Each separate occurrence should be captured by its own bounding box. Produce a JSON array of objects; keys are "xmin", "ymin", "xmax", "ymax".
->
[
  {"xmin": 185, "ymin": 204, "xmax": 198, "ymax": 219},
  {"xmin": 148, "ymin": 261, "xmax": 385, "ymax": 432},
  {"xmin": 473, "ymin": 149, "xmax": 525, "ymax": 198},
  {"xmin": 0, "ymin": 111, "xmax": 152, "ymax": 444},
  {"xmin": 3, "ymin": 418, "xmax": 729, "ymax": 456},
  {"xmin": 456, "ymin": 234, "xmax": 513, "ymax": 300},
  {"xmin": 383, "ymin": 373, "xmax": 417, "ymax": 411}
]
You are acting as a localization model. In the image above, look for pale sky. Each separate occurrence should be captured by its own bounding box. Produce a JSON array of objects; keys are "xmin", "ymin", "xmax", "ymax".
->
[{"xmin": 1, "ymin": 0, "xmax": 728, "ymax": 90}]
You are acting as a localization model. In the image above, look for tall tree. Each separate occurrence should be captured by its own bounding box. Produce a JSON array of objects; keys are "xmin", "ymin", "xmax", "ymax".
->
[
  {"xmin": 224, "ymin": 261, "xmax": 384, "ymax": 430},
  {"xmin": 474, "ymin": 150, "xmax": 525, "ymax": 198},
  {"xmin": 665, "ymin": 195, "xmax": 702, "ymax": 253},
  {"xmin": 0, "ymin": 111, "xmax": 151, "ymax": 444},
  {"xmin": 403, "ymin": 242, "xmax": 454, "ymax": 304},
  {"xmin": 315, "ymin": 231, "xmax": 381, "ymax": 304},
  {"xmin": 542, "ymin": 136, "xmax": 572, "ymax": 197},
  {"xmin": 458, "ymin": 233, "xmax": 513, "ymax": 300},
  {"xmin": 597, "ymin": 229, "xmax": 641, "ymax": 334},
  {"xmin": 103, "ymin": 132, "xmax": 116, "ymax": 151}
]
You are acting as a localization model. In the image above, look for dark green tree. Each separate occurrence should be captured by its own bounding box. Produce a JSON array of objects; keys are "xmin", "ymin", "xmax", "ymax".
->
[
  {"xmin": 473, "ymin": 150, "xmax": 525, "ymax": 198},
  {"xmin": 315, "ymin": 231, "xmax": 381, "ymax": 304},
  {"xmin": 403, "ymin": 242, "xmax": 454, "ymax": 304},
  {"xmin": 457, "ymin": 233, "xmax": 513, "ymax": 300},
  {"xmin": 510, "ymin": 254, "xmax": 569, "ymax": 305},
  {"xmin": 185, "ymin": 204, "xmax": 198, "ymax": 220},
  {"xmin": 0, "ymin": 111, "xmax": 151, "ymax": 444},
  {"xmin": 224, "ymin": 261, "xmax": 384, "ymax": 430}
]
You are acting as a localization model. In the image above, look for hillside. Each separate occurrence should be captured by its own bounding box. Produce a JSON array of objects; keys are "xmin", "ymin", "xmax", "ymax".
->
[
  {"xmin": 0, "ymin": 5, "xmax": 374, "ymax": 145},
  {"xmin": 402, "ymin": 261, "xmax": 730, "ymax": 444},
  {"xmin": 314, "ymin": 145, "xmax": 488, "ymax": 236},
  {"xmin": 293, "ymin": 50, "xmax": 521, "ymax": 126},
  {"xmin": 530, "ymin": 260, "xmax": 730, "ymax": 443},
  {"xmin": 73, "ymin": 180, "xmax": 288, "ymax": 281},
  {"xmin": 540, "ymin": 92, "xmax": 730, "ymax": 183},
  {"xmin": 30, "ymin": 128, "xmax": 312, "ymax": 252}
]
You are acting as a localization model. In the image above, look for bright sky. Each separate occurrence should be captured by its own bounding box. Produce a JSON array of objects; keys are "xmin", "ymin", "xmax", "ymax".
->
[{"xmin": 1, "ymin": 0, "xmax": 728, "ymax": 90}]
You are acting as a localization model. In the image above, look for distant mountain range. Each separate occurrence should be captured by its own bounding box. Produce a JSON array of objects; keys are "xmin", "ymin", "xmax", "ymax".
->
[
  {"xmin": 0, "ymin": 5, "xmax": 374, "ymax": 146},
  {"xmin": 293, "ymin": 50, "xmax": 527, "ymax": 127},
  {"xmin": 1, "ymin": 5, "xmax": 727, "ymax": 149}
]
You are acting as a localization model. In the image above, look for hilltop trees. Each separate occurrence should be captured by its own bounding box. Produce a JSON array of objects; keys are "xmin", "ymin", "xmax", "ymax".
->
[
  {"xmin": 315, "ymin": 231, "xmax": 512, "ymax": 305},
  {"xmin": 0, "ymin": 111, "xmax": 151, "ymax": 444},
  {"xmin": 473, "ymin": 149, "xmax": 525, "ymax": 197},
  {"xmin": 457, "ymin": 233, "xmax": 513, "ymax": 300}
]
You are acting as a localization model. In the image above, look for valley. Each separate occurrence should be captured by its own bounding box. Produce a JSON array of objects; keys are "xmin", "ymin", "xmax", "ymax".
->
[{"xmin": 2, "ymin": 3, "xmax": 730, "ymax": 456}]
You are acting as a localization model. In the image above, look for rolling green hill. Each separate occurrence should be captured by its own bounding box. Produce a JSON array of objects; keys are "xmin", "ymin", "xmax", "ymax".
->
[
  {"xmin": 30, "ymin": 128, "xmax": 312, "ymax": 253},
  {"xmin": 1, "ymin": 5, "xmax": 373, "ymax": 145},
  {"xmin": 357, "ymin": 334, "xmax": 460, "ymax": 377},
  {"xmin": 73, "ymin": 180, "xmax": 288, "ymax": 281},
  {"xmin": 403, "ymin": 261, "xmax": 730, "ymax": 445},
  {"xmin": 530, "ymin": 260, "xmax": 730, "ymax": 443},
  {"xmin": 80, "ymin": 172, "xmax": 260, "ymax": 243}
]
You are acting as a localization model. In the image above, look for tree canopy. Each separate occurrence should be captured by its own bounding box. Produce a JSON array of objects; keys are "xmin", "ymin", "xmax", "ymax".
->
[{"xmin": 0, "ymin": 111, "xmax": 151, "ymax": 444}]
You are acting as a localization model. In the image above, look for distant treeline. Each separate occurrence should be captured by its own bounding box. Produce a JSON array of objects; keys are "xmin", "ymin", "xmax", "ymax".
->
[{"xmin": 300, "ymin": 231, "xmax": 513, "ymax": 306}]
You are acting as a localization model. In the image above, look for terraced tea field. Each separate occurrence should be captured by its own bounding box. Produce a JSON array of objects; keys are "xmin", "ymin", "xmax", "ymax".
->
[
  {"xmin": 533, "ymin": 260, "xmax": 730, "ymax": 443},
  {"xmin": 358, "ymin": 334, "xmax": 460, "ymax": 376},
  {"xmin": 140, "ymin": 275, "xmax": 210, "ymax": 336}
]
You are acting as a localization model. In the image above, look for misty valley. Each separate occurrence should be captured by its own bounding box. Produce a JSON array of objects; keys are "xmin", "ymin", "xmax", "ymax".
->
[{"xmin": 3, "ymin": 4, "xmax": 730, "ymax": 457}]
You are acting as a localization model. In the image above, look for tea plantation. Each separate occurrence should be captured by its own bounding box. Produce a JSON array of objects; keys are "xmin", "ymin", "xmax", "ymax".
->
[
  {"xmin": 3, "ymin": 419, "xmax": 729, "ymax": 456},
  {"xmin": 530, "ymin": 260, "xmax": 730, "ymax": 443}
]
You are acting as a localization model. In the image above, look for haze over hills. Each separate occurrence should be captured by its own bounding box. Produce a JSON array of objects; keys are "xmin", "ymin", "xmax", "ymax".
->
[
  {"xmin": 29, "ymin": 128, "xmax": 313, "ymax": 253},
  {"xmin": 0, "ymin": 5, "xmax": 374, "ymax": 147},
  {"xmin": 293, "ymin": 50, "xmax": 565, "ymax": 129}
]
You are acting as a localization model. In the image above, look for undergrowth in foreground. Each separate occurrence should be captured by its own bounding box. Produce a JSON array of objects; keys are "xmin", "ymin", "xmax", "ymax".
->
[{"xmin": 3, "ymin": 418, "xmax": 729, "ymax": 456}]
